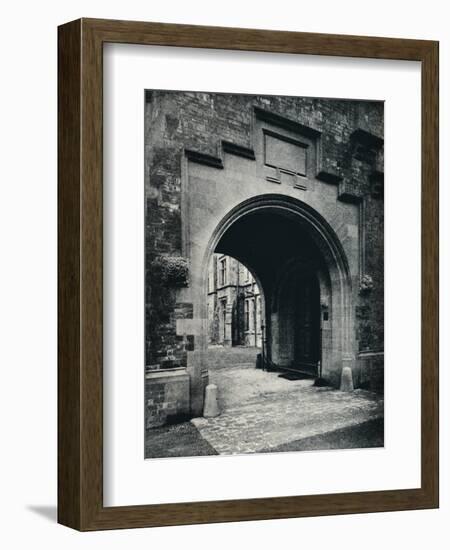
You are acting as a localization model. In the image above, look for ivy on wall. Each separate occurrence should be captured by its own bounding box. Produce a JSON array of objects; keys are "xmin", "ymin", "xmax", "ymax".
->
[{"xmin": 152, "ymin": 256, "xmax": 189, "ymax": 287}]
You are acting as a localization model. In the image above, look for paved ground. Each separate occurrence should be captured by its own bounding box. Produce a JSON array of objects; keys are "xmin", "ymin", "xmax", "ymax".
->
[
  {"xmin": 145, "ymin": 417, "xmax": 383, "ymax": 459},
  {"xmin": 191, "ymin": 362, "xmax": 383, "ymax": 455},
  {"xmin": 145, "ymin": 348, "xmax": 384, "ymax": 459}
]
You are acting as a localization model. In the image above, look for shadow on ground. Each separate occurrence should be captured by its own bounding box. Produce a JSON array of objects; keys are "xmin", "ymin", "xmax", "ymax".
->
[
  {"xmin": 146, "ymin": 422, "xmax": 218, "ymax": 459},
  {"xmin": 27, "ymin": 505, "xmax": 57, "ymax": 523},
  {"xmin": 260, "ymin": 418, "xmax": 384, "ymax": 453}
]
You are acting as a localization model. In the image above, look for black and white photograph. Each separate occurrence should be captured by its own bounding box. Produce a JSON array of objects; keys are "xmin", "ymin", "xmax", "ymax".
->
[{"xmin": 144, "ymin": 90, "xmax": 384, "ymax": 459}]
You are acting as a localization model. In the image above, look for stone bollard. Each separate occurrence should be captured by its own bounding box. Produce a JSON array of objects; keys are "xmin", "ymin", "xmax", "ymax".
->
[
  {"xmin": 340, "ymin": 366, "xmax": 354, "ymax": 392},
  {"xmin": 203, "ymin": 384, "xmax": 220, "ymax": 418}
]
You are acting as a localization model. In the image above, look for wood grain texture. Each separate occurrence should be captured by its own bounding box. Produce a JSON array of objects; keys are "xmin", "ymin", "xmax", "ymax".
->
[
  {"xmin": 57, "ymin": 19, "xmax": 82, "ymax": 529},
  {"xmin": 57, "ymin": 18, "xmax": 439, "ymax": 531},
  {"xmin": 420, "ymin": 40, "xmax": 439, "ymax": 507}
]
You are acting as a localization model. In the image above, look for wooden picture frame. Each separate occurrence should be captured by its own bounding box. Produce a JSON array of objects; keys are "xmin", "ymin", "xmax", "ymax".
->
[{"xmin": 58, "ymin": 18, "xmax": 439, "ymax": 531}]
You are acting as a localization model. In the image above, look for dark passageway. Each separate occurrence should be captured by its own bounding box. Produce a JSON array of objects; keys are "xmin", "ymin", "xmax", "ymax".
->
[{"xmin": 214, "ymin": 207, "xmax": 329, "ymax": 376}]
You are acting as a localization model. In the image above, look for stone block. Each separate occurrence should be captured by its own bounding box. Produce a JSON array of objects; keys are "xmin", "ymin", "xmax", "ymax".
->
[
  {"xmin": 145, "ymin": 369, "xmax": 190, "ymax": 428},
  {"xmin": 203, "ymin": 384, "xmax": 220, "ymax": 418},
  {"xmin": 340, "ymin": 366, "xmax": 354, "ymax": 392}
]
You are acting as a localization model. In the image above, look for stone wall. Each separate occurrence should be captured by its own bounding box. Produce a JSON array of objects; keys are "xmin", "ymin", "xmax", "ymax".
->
[
  {"xmin": 145, "ymin": 91, "xmax": 383, "ymax": 372},
  {"xmin": 145, "ymin": 369, "xmax": 190, "ymax": 428}
]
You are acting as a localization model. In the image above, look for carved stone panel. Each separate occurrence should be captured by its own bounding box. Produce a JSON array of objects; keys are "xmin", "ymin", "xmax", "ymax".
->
[{"xmin": 264, "ymin": 130, "xmax": 308, "ymax": 176}]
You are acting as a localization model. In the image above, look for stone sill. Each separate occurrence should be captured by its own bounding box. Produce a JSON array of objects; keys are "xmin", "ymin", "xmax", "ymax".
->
[{"xmin": 145, "ymin": 367, "xmax": 188, "ymax": 380}]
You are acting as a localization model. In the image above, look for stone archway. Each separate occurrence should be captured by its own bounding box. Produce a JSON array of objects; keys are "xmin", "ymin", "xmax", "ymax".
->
[
  {"xmin": 200, "ymin": 194, "xmax": 354, "ymax": 390},
  {"xmin": 143, "ymin": 92, "xmax": 385, "ymax": 434}
]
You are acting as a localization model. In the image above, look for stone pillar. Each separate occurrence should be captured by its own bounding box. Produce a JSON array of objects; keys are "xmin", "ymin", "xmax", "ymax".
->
[
  {"xmin": 340, "ymin": 355, "xmax": 355, "ymax": 392},
  {"xmin": 340, "ymin": 367, "xmax": 353, "ymax": 391},
  {"xmin": 224, "ymin": 304, "xmax": 233, "ymax": 346},
  {"xmin": 204, "ymin": 384, "xmax": 220, "ymax": 417}
]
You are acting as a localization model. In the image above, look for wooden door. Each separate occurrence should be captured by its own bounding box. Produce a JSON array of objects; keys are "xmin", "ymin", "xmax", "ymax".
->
[{"xmin": 294, "ymin": 276, "xmax": 320, "ymax": 375}]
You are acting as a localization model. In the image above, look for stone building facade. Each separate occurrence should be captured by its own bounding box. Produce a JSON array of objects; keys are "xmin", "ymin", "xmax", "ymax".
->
[
  {"xmin": 144, "ymin": 90, "xmax": 384, "ymax": 428},
  {"xmin": 207, "ymin": 254, "xmax": 262, "ymax": 348}
]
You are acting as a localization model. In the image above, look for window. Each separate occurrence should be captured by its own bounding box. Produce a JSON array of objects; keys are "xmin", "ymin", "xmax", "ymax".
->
[
  {"xmin": 256, "ymin": 296, "xmax": 261, "ymax": 331},
  {"xmin": 219, "ymin": 258, "xmax": 227, "ymax": 286},
  {"xmin": 245, "ymin": 299, "xmax": 250, "ymax": 331}
]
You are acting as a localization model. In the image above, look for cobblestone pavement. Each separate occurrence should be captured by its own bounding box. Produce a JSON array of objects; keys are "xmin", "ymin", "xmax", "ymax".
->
[{"xmin": 191, "ymin": 363, "xmax": 384, "ymax": 455}]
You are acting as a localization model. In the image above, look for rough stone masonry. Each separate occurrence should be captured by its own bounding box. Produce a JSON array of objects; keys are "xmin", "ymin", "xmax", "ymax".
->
[{"xmin": 144, "ymin": 91, "xmax": 384, "ymax": 429}]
